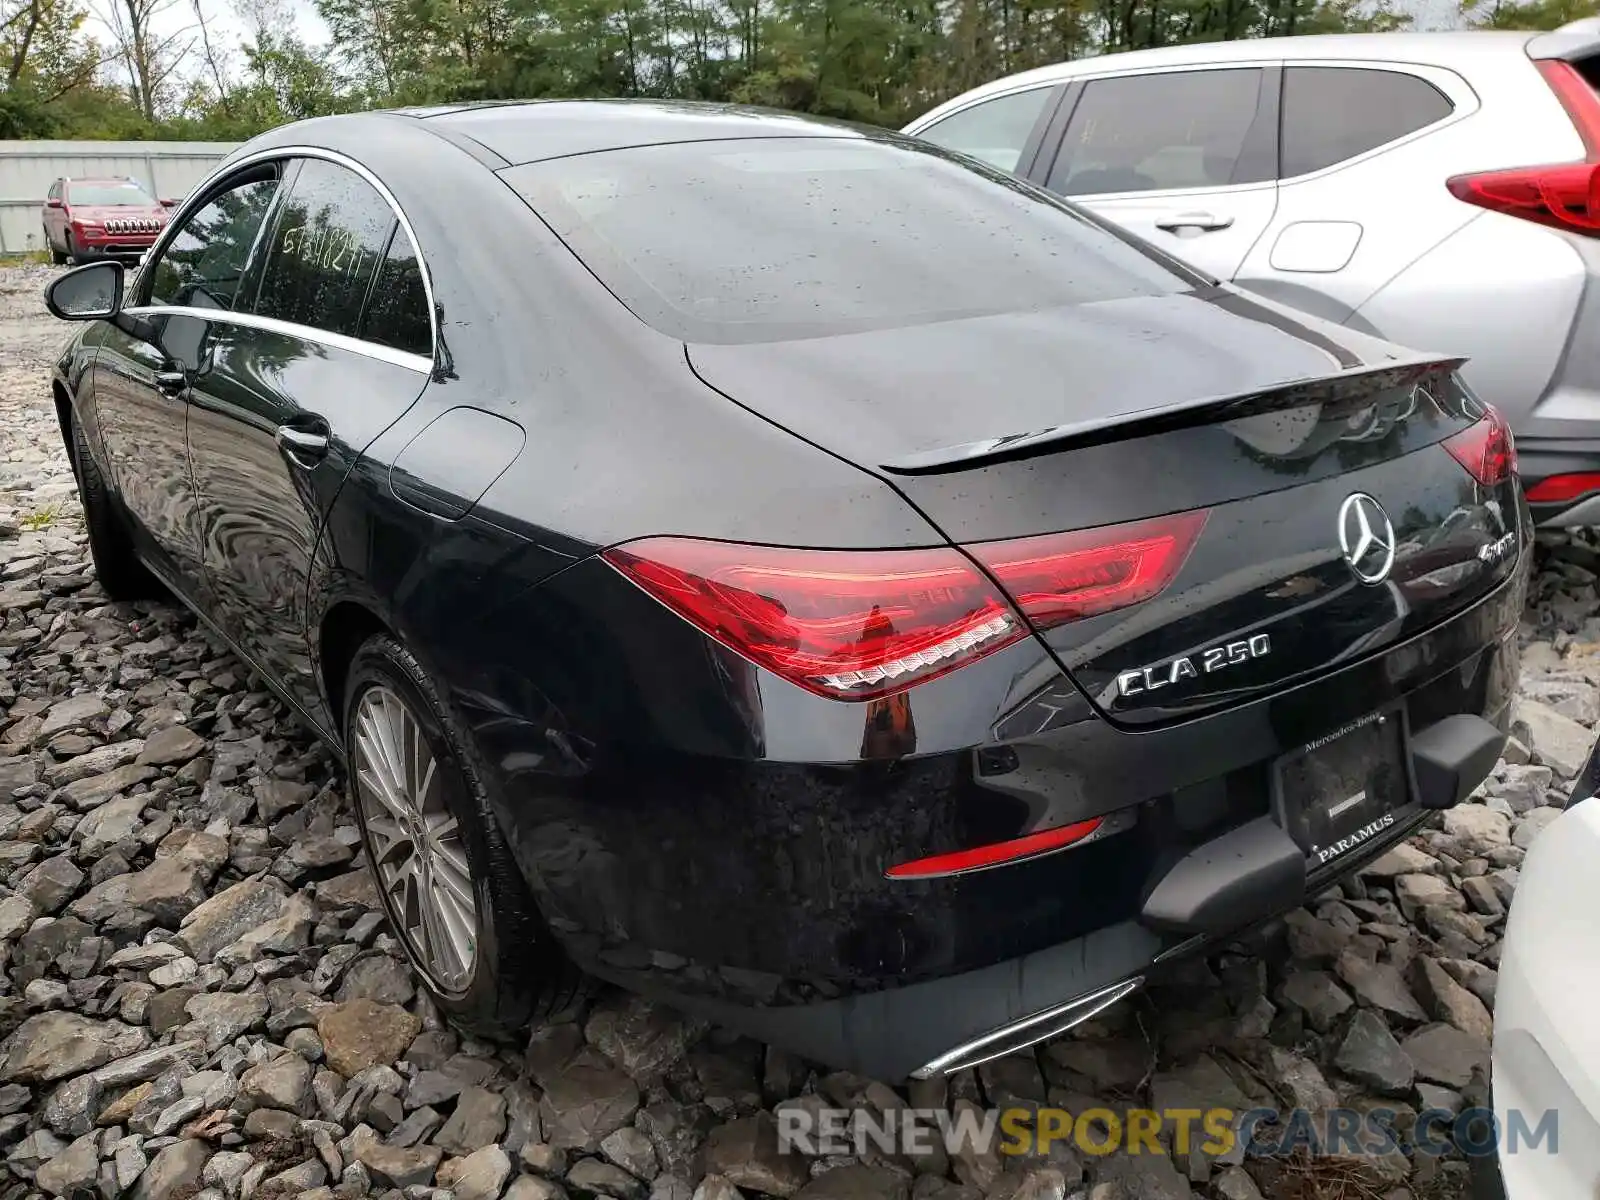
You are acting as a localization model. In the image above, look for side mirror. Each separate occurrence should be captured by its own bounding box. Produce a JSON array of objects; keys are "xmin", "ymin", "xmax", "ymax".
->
[
  {"xmin": 44, "ymin": 261, "xmax": 124, "ymax": 321},
  {"xmin": 46, "ymin": 197, "xmax": 64, "ymax": 209}
]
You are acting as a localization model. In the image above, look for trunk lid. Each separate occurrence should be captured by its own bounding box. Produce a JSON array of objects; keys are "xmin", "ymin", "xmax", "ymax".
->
[{"xmin": 686, "ymin": 291, "xmax": 1524, "ymax": 727}]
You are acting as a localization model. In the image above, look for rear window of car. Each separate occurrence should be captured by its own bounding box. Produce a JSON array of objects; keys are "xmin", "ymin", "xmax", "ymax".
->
[{"xmin": 502, "ymin": 136, "xmax": 1197, "ymax": 344}]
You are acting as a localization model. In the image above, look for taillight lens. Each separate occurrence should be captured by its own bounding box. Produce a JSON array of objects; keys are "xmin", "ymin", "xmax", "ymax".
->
[
  {"xmin": 603, "ymin": 511, "xmax": 1207, "ymax": 702},
  {"xmin": 603, "ymin": 539, "xmax": 1025, "ymax": 700},
  {"xmin": 1446, "ymin": 61, "xmax": 1600, "ymax": 235},
  {"xmin": 1526, "ymin": 472, "xmax": 1600, "ymax": 503},
  {"xmin": 1444, "ymin": 405, "xmax": 1517, "ymax": 486},
  {"xmin": 967, "ymin": 510, "xmax": 1208, "ymax": 630},
  {"xmin": 1446, "ymin": 161, "xmax": 1600, "ymax": 234}
]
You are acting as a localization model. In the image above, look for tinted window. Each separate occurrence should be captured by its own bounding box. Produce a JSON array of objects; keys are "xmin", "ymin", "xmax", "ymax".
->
[
  {"xmin": 360, "ymin": 227, "xmax": 432, "ymax": 357},
  {"xmin": 147, "ymin": 173, "xmax": 279, "ymax": 310},
  {"xmin": 917, "ymin": 88, "xmax": 1055, "ymax": 173},
  {"xmin": 68, "ymin": 181, "xmax": 156, "ymax": 206},
  {"xmin": 253, "ymin": 158, "xmax": 393, "ymax": 337},
  {"xmin": 1048, "ymin": 69, "xmax": 1269, "ymax": 195},
  {"xmin": 506, "ymin": 137, "xmax": 1192, "ymax": 345},
  {"xmin": 1281, "ymin": 67, "xmax": 1453, "ymax": 178}
]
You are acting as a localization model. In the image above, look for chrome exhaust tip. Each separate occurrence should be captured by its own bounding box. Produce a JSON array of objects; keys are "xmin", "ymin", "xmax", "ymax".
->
[{"xmin": 909, "ymin": 976, "xmax": 1145, "ymax": 1079}]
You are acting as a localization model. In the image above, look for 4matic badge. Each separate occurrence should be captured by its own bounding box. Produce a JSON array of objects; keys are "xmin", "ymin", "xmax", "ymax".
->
[{"xmin": 1116, "ymin": 633, "xmax": 1272, "ymax": 699}]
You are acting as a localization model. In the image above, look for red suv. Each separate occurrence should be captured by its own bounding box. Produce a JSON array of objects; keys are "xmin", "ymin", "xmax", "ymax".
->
[{"xmin": 43, "ymin": 177, "xmax": 170, "ymax": 265}]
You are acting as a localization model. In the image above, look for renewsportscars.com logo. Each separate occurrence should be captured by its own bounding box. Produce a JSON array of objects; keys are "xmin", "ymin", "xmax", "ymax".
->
[{"xmin": 776, "ymin": 1104, "xmax": 1559, "ymax": 1162}]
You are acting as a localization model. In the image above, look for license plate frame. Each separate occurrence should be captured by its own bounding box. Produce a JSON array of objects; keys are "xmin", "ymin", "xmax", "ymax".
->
[{"xmin": 1271, "ymin": 708, "xmax": 1418, "ymax": 871}]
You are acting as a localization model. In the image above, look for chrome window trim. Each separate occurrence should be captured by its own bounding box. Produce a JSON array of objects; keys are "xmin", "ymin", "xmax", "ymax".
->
[
  {"xmin": 139, "ymin": 143, "xmax": 440, "ymax": 367},
  {"xmin": 121, "ymin": 304, "xmax": 434, "ymax": 373}
]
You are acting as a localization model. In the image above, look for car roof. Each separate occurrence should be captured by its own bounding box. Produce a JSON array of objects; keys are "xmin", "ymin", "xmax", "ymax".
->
[
  {"xmin": 905, "ymin": 29, "xmax": 1540, "ymax": 128},
  {"xmin": 411, "ymin": 99, "xmax": 883, "ymax": 166}
]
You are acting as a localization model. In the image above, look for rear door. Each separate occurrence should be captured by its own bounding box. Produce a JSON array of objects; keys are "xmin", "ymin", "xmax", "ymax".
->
[
  {"xmin": 186, "ymin": 153, "xmax": 433, "ymax": 731},
  {"xmin": 1234, "ymin": 61, "xmax": 1474, "ymax": 321},
  {"xmin": 1031, "ymin": 64, "xmax": 1281, "ymax": 280}
]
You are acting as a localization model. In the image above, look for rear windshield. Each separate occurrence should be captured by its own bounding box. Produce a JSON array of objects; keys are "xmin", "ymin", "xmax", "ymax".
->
[
  {"xmin": 502, "ymin": 136, "xmax": 1198, "ymax": 344},
  {"xmin": 67, "ymin": 181, "xmax": 156, "ymax": 207}
]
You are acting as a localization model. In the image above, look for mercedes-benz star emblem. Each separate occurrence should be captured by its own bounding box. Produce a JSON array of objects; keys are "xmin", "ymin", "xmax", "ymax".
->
[{"xmin": 1338, "ymin": 493, "xmax": 1396, "ymax": 585}]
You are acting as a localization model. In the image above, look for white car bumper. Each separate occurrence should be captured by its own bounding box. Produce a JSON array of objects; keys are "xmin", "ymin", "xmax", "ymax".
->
[{"xmin": 1491, "ymin": 792, "xmax": 1600, "ymax": 1198}]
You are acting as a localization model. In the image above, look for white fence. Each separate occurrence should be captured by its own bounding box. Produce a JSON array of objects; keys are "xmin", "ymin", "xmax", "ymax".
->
[{"xmin": 0, "ymin": 140, "xmax": 239, "ymax": 255}]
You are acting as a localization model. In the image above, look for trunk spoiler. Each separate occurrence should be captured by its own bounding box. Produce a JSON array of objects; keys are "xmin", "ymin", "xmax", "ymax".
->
[{"xmin": 879, "ymin": 356, "xmax": 1466, "ymax": 475}]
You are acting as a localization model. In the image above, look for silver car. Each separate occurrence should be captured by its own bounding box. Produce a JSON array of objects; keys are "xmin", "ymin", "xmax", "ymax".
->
[{"xmin": 903, "ymin": 23, "xmax": 1600, "ymax": 526}]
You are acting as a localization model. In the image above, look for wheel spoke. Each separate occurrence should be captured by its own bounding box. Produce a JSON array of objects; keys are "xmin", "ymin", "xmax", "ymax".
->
[{"xmin": 350, "ymin": 684, "xmax": 479, "ymax": 992}]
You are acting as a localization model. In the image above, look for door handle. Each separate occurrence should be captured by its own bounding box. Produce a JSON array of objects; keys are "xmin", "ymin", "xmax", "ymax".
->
[
  {"xmin": 276, "ymin": 425, "xmax": 330, "ymax": 463},
  {"xmin": 154, "ymin": 370, "xmax": 187, "ymax": 397},
  {"xmin": 1154, "ymin": 212, "xmax": 1235, "ymax": 233}
]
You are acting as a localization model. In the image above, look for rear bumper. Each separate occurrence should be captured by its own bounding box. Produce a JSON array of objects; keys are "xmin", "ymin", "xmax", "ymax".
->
[
  {"xmin": 1489, "ymin": 745, "xmax": 1600, "ymax": 1200},
  {"xmin": 537, "ymin": 565, "xmax": 1523, "ymax": 1080}
]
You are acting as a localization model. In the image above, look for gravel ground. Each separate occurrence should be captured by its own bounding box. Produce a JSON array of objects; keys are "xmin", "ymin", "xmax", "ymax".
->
[{"xmin": 1, "ymin": 260, "xmax": 1597, "ymax": 1200}]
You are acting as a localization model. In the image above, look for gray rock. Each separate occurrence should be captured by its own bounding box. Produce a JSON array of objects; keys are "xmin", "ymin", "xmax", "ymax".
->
[
  {"xmin": 602, "ymin": 1124, "xmax": 660, "ymax": 1181},
  {"xmin": 19, "ymin": 854, "xmax": 84, "ymax": 912},
  {"xmin": 175, "ymin": 879, "xmax": 289, "ymax": 963},
  {"xmin": 1213, "ymin": 1166, "xmax": 1264, "ymax": 1200},
  {"xmin": 183, "ymin": 990, "xmax": 269, "ymax": 1050},
  {"xmin": 35, "ymin": 1133, "xmax": 99, "ymax": 1197},
  {"xmin": 202, "ymin": 1149, "xmax": 254, "ymax": 1195},
  {"xmin": 134, "ymin": 1137, "xmax": 210, "ymax": 1200},
  {"xmin": 701, "ymin": 1113, "xmax": 811, "ymax": 1197},
  {"xmin": 568, "ymin": 1156, "xmax": 648, "ymax": 1199},
  {"xmin": 240, "ymin": 1051, "xmax": 314, "ymax": 1115},
  {"xmin": 796, "ymin": 1165, "xmax": 912, "ymax": 1200},
  {"xmin": 585, "ymin": 994, "xmax": 699, "ymax": 1080},
  {"xmin": 1514, "ymin": 806, "xmax": 1562, "ymax": 848},
  {"xmin": 59, "ymin": 763, "xmax": 156, "ymax": 811},
  {"xmin": 540, "ymin": 1062, "xmax": 642, "ymax": 1152},
  {"xmin": 1514, "ymin": 697, "xmax": 1593, "ymax": 777},
  {"xmin": 507, "ymin": 1177, "xmax": 571, "ymax": 1200},
  {"xmin": 433, "ymin": 1084, "xmax": 507, "ymax": 1155},
  {"xmin": 439, "ymin": 1144, "xmax": 514, "ymax": 1200},
  {"xmin": 1414, "ymin": 957, "xmax": 1494, "ymax": 1043},
  {"xmin": 0, "ymin": 1011, "xmax": 150, "ymax": 1083},
  {"xmin": 1334, "ymin": 1009, "xmax": 1414, "ymax": 1095},
  {"xmin": 137, "ymin": 725, "xmax": 205, "ymax": 766},
  {"xmin": 1334, "ymin": 951, "xmax": 1426, "ymax": 1022},
  {"xmin": 351, "ymin": 1127, "xmax": 442, "ymax": 1188},
  {"xmin": 1401, "ymin": 1023, "xmax": 1490, "ymax": 1089},
  {"xmin": 1277, "ymin": 970, "xmax": 1352, "ymax": 1033},
  {"xmin": 42, "ymin": 1073, "xmax": 101, "ymax": 1137},
  {"xmin": 44, "ymin": 738, "xmax": 145, "ymax": 786}
]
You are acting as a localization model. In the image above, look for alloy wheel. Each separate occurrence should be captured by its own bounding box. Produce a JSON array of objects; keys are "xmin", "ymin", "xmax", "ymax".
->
[{"xmin": 350, "ymin": 685, "xmax": 478, "ymax": 990}]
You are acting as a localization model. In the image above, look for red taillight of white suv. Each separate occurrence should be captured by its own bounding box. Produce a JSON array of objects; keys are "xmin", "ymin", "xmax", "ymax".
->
[{"xmin": 1447, "ymin": 59, "xmax": 1600, "ymax": 235}]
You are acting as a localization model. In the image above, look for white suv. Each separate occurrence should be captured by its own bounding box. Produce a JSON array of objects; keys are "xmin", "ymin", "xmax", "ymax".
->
[{"xmin": 903, "ymin": 24, "xmax": 1600, "ymax": 526}]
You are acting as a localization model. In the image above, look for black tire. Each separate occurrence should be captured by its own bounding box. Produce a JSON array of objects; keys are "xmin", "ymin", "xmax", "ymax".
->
[
  {"xmin": 63, "ymin": 231, "xmax": 77, "ymax": 266},
  {"xmin": 343, "ymin": 634, "xmax": 583, "ymax": 1040},
  {"xmin": 46, "ymin": 232, "xmax": 66, "ymax": 266},
  {"xmin": 69, "ymin": 420, "xmax": 163, "ymax": 601}
]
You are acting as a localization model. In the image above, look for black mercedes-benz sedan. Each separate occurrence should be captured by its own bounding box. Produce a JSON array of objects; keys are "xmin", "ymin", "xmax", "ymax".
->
[{"xmin": 44, "ymin": 100, "xmax": 1528, "ymax": 1082}]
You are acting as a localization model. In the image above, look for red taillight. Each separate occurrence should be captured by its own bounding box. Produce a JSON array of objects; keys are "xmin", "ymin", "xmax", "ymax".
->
[
  {"xmin": 885, "ymin": 817, "xmax": 1106, "ymax": 880},
  {"xmin": 602, "ymin": 512, "xmax": 1206, "ymax": 702},
  {"xmin": 602, "ymin": 539, "xmax": 1026, "ymax": 700},
  {"xmin": 968, "ymin": 510, "xmax": 1208, "ymax": 631},
  {"xmin": 1446, "ymin": 61, "xmax": 1600, "ymax": 235},
  {"xmin": 1443, "ymin": 405, "xmax": 1517, "ymax": 486},
  {"xmin": 1526, "ymin": 472, "xmax": 1600, "ymax": 503}
]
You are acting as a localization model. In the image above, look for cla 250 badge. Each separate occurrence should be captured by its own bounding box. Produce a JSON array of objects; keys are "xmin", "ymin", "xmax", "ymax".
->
[{"xmin": 1116, "ymin": 633, "xmax": 1272, "ymax": 699}]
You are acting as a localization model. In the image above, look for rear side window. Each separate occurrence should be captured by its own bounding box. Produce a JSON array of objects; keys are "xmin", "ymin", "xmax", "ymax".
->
[
  {"xmin": 1280, "ymin": 67, "xmax": 1453, "ymax": 178},
  {"xmin": 916, "ymin": 88, "xmax": 1055, "ymax": 173},
  {"xmin": 1047, "ymin": 69, "xmax": 1271, "ymax": 195},
  {"xmin": 505, "ymin": 137, "xmax": 1194, "ymax": 345},
  {"xmin": 253, "ymin": 158, "xmax": 393, "ymax": 338},
  {"xmin": 359, "ymin": 227, "xmax": 432, "ymax": 357}
]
